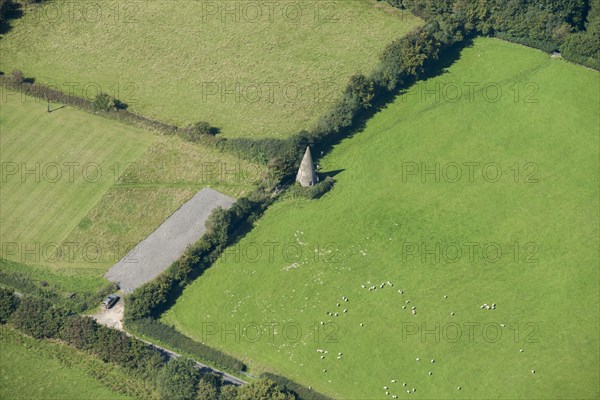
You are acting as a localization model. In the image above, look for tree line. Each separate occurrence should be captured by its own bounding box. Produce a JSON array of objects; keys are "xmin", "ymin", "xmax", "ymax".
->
[
  {"xmin": 387, "ymin": 0, "xmax": 599, "ymax": 69},
  {"xmin": 0, "ymin": 287, "xmax": 299, "ymax": 400}
]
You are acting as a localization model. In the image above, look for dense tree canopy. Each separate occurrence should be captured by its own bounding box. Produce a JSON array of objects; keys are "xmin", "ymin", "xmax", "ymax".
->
[{"xmin": 387, "ymin": 0, "xmax": 598, "ymax": 69}]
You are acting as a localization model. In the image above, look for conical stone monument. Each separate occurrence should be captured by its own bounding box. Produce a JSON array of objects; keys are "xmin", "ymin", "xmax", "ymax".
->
[{"xmin": 296, "ymin": 146, "xmax": 318, "ymax": 187}]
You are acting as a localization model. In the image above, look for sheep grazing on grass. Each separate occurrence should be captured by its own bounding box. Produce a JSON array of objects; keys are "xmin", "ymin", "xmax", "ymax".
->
[
  {"xmin": 323, "ymin": 369, "xmax": 327, "ymax": 373},
  {"xmin": 444, "ymin": 295, "xmax": 448, "ymax": 299},
  {"xmin": 402, "ymin": 306, "xmax": 406, "ymax": 309},
  {"xmin": 391, "ymin": 379, "xmax": 396, "ymax": 383},
  {"xmin": 531, "ymin": 369, "xmax": 535, "ymax": 374},
  {"xmin": 520, "ymin": 349, "xmax": 524, "ymax": 353},
  {"xmin": 416, "ymin": 357, "xmax": 420, "ymax": 361},
  {"xmin": 321, "ymin": 356, "xmax": 325, "ymax": 359},
  {"xmin": 360, "ymin": 323, "xmax": 364, "ymax": 327},
  {"xmin": 403, "ymin": 383, "xmax": 407, "ymax": 387},
  {"xmin": 383, "ymin": 386, "xmax": 388, "ymax": 390},
  {"xmin": 450, "ymin": 312, "xmax": 455, "ymax": 316},
  {"xmin": 398, "ymin": 290, "xmax": 403, "ymax": 294},
  {"xmin": 428, "ymin": 372, "xmax": 432, "ymax": 376},
  {"xmin": 344, "ymin": 309, "xmax": 348, "ymax": 313},
  {"xmin": 457, "ymin": 386, "xmax": 462, "ymax": 390}
]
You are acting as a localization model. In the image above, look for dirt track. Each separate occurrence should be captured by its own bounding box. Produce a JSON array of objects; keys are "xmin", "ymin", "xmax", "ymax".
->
[{"xmin": 90, "ymin": 297, "xmax": 246, "ymax": 386}]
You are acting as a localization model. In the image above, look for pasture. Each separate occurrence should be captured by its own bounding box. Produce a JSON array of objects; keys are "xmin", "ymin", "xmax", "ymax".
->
[
  {"xmin": 0, "ymin": 327, "xmax": 134, "ymax": 399},
  {"xmin": 0, "ymin": 93, "xmax": 154, "ymax": 287},
  {"xmin": 0, "ymin": 0, "xmax": 421, "ymax": 138},
  {"xmin": 162, "ymin": 38, "xmax": 600, "ymax": 399},
  {"xmin": 0, "ymin": 94, "xmax": 262, "ymax": 292}
]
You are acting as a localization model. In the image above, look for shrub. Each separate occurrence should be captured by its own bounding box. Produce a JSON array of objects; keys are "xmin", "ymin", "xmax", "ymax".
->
[
  {"xmin": 127, "ymin": 318, "xmax": 246, "ymax": 373},
  {"xmin": 9, "ymin": 296, "xmax": 68, "ymax": 339},
  {"xmin": 192, "ymin": 121, "xmax": 217, "ymax": 135},
  {"xmin": 92, "ymin": 324, "xmax": 132, "ymax": 364},
  {"xmin": 196, "ymin": 378, "xmax": 220, "ymax": 400},
  {"xmin": 10, "ymin": 69, "xmax": 24, "ymax": 83},
  {"xmin": 93, "ymin": 92, "xmax": 116, "ymax": 112},
  {"xmin": 60, "ymin": 315, "xmax": 98, "ymax": 350},
  {"xmin": 308, "ymin": 176, "xmax": 335, "ymax": 199},
  {"xmin": 288, "ymin": 176, "xmax": 335, "ymax": 200},
  {"xmin": 0, "ymin": 287, "xmax": 19, "ymax": 323},
  {"xmin": 345, "ymin": 74, "xmax": 375, "ymax": 109},
  {"xmin": 237, "ymin": 379, "xmax": 297, "ymax": 400},
  {"xmin": 374, "ymin": 29, "xmax": 440, "ymax": 91},
  {"xmin": 157, "ymin": 357, "xmax": 200, "ymax": 400},
  {"xmin": 260, "ymin": 373, "xmax": 332, "ymax": 400},
  {"xmin": 560, "ymin": 29, "xmax": 600, "ymax": 70},
  {"xmin": 181, "ymin": 121, "xmax": 219, "ymax": 142},
  {"xmin": 219, "ymin": 385, "xmax": 239, "ymax": 399},
  {"xmin": 205, "ymin": 206, "xmax": 234, "ymax": 245},
  {"xmin": 125, "ymin": 274, "xmax": 175, "ymax": 320}
]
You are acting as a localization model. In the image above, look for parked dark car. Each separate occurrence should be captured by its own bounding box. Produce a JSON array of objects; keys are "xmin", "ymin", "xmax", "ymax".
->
[{"xmin": 102, "ymin": 294, "xmax": 120, "ymax": 309}]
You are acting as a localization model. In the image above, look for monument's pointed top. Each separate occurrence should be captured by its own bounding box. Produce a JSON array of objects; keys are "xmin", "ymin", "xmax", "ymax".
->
[{"xmin": 296, "ymin": 147, "xmax": 318, "ymax": 187}]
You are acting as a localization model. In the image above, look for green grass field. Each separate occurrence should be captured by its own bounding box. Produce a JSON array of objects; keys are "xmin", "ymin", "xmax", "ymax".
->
[
  {"xmin": 0, "ymin": 93, "xmax": 154, "ymax": 290},
  {"xmin": 162, "ymin": 38, "xmax": 600, "ymax": 399},
  {"xmin": 0, "ymin": 0, "xmax": 421, "ymax": 138},
  {"xmin": 0, "ymin": 327, "xmax": 137, "ymax": 400},
  {"xmin": 0, "ymin": 94, "xmax": 263, "ymax": 291}
]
